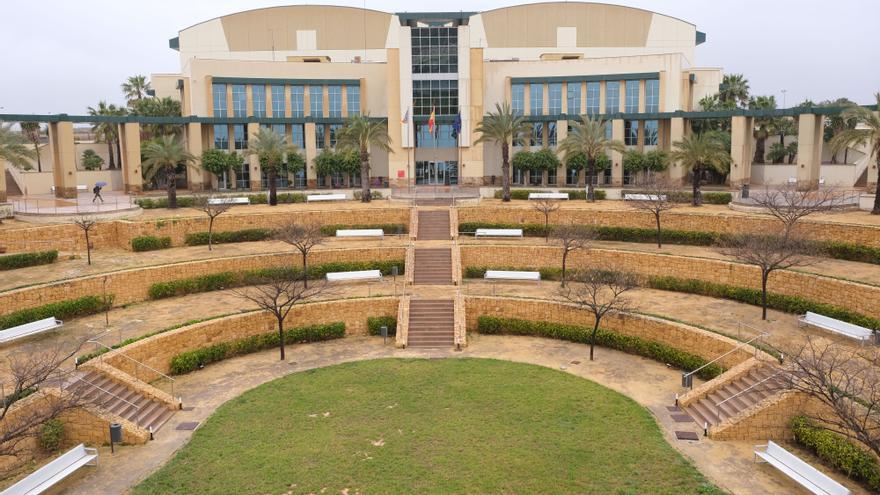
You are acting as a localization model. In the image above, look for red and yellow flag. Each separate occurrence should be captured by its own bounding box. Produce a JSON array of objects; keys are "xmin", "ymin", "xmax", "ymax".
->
[{"xmin": 428, "ymin": 107, "xmax": 436, "ymax": 133}]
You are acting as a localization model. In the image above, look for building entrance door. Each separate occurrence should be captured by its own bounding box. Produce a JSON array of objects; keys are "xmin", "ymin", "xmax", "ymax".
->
[{"xmin": 416, "ymin": 161, "xmax": 458, "ymax": 185}]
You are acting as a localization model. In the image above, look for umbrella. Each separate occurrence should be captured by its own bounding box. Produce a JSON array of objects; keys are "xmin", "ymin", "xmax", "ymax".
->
[{"xmin": 95, "ymin": 181, "xmax": 108, "ymax": 187}]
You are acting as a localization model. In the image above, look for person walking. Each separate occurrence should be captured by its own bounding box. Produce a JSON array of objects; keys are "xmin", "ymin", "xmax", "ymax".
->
[{"xmin": 92, "ymin": 184, "xmax": 104, "ymax": 203}]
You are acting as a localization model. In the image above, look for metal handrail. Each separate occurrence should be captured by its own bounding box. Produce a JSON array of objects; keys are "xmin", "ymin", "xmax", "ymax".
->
[
  {"xmin": 88, "ymin": 339, "xmax": 175, "ymax": 397},
  {"xmin": 714, "ymin": 370, "xmax": 782, "ymax": 422},
  {"xmin": 682, "ymin": 331, "xmax": 769, "ymax": 389},
  {"xmin": 69, "ymin": 373, "xmax": 143, "ymax": 426}
]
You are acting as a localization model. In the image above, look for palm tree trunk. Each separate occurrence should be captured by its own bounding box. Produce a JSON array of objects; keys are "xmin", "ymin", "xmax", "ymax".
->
[
  {"xmin": 360, "ymin": 147, "xmax": 370, "ymax": 203},
  {"xmin": 106, "ymin": 142, "xmax": 115, "ymax": 170},
  {"xmin": 753, "ymin": 137, "xmax": 766, "ymax": 164},
  {"xmin": 268, "ymin": 165, "xmax": 278, "ymax": 206},
  {"xmin": 586, "ymin": 157, "xmax": 595, "ymax": 202},
  {"xmin": 873, "ymin": 156, "xmax": 880, "ymax": 215},
  {"xmin": 115, "ymin": 138, "xmax": 123, "ymax": 170},
  {"xmin": 33, "ymin": 141, "xmax": 42, "ymax": 172},
  {"xmin": 501, "ymin": 143, "xmax": 511, "ymax": 202},
  {"xmin": 167, "ymin": 167, "xmax": 178, "ymax": 209},
  {"xmin": 692, "ymin": 165, "xmax": 702, "ymax": 206}
]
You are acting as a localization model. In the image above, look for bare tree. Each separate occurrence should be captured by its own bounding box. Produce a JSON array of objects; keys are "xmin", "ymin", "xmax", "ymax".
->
[
  {"xmin": 190, "ymin": 194, "xmax": 233, "ymax": 251},
  {"xmin": 719, "ymin": 231, "xmax": 816, "ymax": 320},
  {"xmin": 783, "ymin": 337, "xmax": 880, "ymax": 458},
  {"xmin": 559, "ymin": 270, "xmax": 636, "ymax": 361},
  {"xmin": 550, "ymin": 224, "xmax": 597, "ymax": 287},
  {"xmin": 628, "ymin": 173, "xmax": 680, "ymax": 248},
  {"xmin": 230, "ymin": 275, "xmax": 328, "ymax": 361},
  {"xmin": 751, "ymin": 185, "xmax": 848, "ymax": 239},
  {"xmin": 73, "ymin": 216, "xmax": 98, "ymax": 265},
  {"xmin": 531, "ymin": 198, "xmax": 560, "ymax": 242},
  {"xmin": 275, "ymin": 222, "xmax": 324, "ymax": 289}
]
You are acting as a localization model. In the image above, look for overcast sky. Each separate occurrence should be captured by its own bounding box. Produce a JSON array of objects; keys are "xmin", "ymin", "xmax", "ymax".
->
[{"xmin": 1, "ymin": 0, "xmax": 877, "ymax": 115}]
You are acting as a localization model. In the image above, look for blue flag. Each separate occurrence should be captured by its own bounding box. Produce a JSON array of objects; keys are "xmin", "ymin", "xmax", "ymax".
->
[{"xmin": 451, "ymin": 113, "xmax": 462, "ymax": 139}]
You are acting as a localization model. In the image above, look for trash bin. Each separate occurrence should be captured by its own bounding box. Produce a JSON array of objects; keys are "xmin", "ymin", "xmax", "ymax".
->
[
  {"xmin": 681, "ymin": 372, "xmax": 693, "ymax": 389},
  {"xmin": 741, "ymin": 184, "xmax": 750, "ymax": 199},
  {"xmin": 110, "ymin": 423, "xmax": 122, "ymax": 443}
]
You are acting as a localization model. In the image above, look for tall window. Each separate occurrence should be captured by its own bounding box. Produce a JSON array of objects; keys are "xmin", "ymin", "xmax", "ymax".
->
[
  {"xmin": 511, "ymin": 84, "xmax": 525, "ymax": 115},
  {"xmin": 346, "ymin": 85, "xmax": 360, "ymax": 116},
  {"xmin": 416, "ymin": 124, "xmax": 456, "ymax": 148},
  {"xmin": 566, "ymin": 82, "xmax": 581, "ymax": 115},
  {"xmin": 233, "ymin": 124, "xmax": 247, "ymax": 150},
  {"xmin": 271, "ymin": 85, "xmax": 285, "ymax": 117},
  {"xmin": 271, "ymin": 124, "xmax": 286, "ymax": 139},
  {"xmin": 252, "ymin": 85, "xmax": 266, "ymax": 117},
  {"xmin": 309, "ymin": 86, "xmax": 323, "ymax": 117},
  {"xmin": 315, "ymin": 124, "xmax": 326, "ymax": 149},
  {"xmin": 410, "ymin": 26, "xmax": 458, "ymax": 75},
  {"xmin": 605, "ymin": 81, "xmax": 620, "ymax": 114},
  {"xmin": 530, "ymin": 122, "xmax": 544, "ymax": 147},
  {"xmin": 624, "ymin": 120, "xmax": 638, "ymax": 146},
  {"xmin": 232, "ymin": 85, "xmax": 246, "ymax": 117},
  {"xmin": 412, "ymin": 80, "xmax": 458, "ymax": 117},
  {"xmin": 328, "ymin": 124, "xmax": 343, "ymax": 148},
  {"xmin": 291, "ymin": 86, "xmax": 304, "ymax": 117},
  {"xmin": 644, "ymin": 120, "xmax": 658, "ymax": 145},
  {"xmin": 586, "ymin": 82, "xmax": 600, "ymax": 116},
  {"xmin": 529, "ymin": 84, "xmax": 543, "ymax": 115},
  {"xmin": 625, "ymin": 80, "xmax": 639, "ymax": 113},
  {"xmin": 548, "ymin": 83, "xmax": 562, "ymax": 114},
  {"xmin": 212, "ymin": 83, "xmax": 227, "ymax": 118},
  {"xmin": 605, "ymin": 121, "xmax": 613, "ymax": 140},
  {"xmin": 213, "ymin": 125, "xmax": 228, "ymax": 149},
  {"xmin": 645, "ymin": 79, "xmax": 660, "ymax": 113},
  {"xmin": 328, "ymin": 86, "xmax": 342, "ymax": 118},
  {"xmin": 291, "ymin": 125, "xmax": 305, "ymax": 149},
  {"xmin": 547, "ymin": 122, "xmax": 557, "ymax": 147}
]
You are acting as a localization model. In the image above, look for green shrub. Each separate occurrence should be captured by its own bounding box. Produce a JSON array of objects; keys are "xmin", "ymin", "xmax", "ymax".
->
[
  {"xmin": 131, "ymin": 235, "xmax": 172, "ymax": 252},
  {"xmin": 703, "ymin": 192, "xmax": 732, "ymax": 204},
  {"xmin": 367, "ymin": 316, "xmax": 397, "ymax": 336},
  {"xmin": 0, "ymin": 296, "xmax": 111, "ymax": 330},
  {"xmin": 148, "ymin": 272, "xmax": 237, "ymax": 299},
  {"xmin": 0, "ymin": 250, "xmax": 58, "ymax": 271},
  {"xmin": 559, "ymin": 189, "xmax": 607, "ymax": 200},
  {"xmin": 791, "ymin": 416, "xmax": 880, "ymax": 491},
  {"xmin": 39, "ymin": 419, "xmax": 64, "ymax": 452},
  {"xmin": 493, "ymin": 189, "xmax": 606, "ymax": 201},
  {"xmin": 621, "ymin": 190, "xmax": 731, "ymax": 205},
  {"xmin": 820, "ymin": 241, "xmax": 880, "ymax": 265},
  {"xmin": 319, "ymin": 224, "xmax": 408, "ymax": 236},
  {"xmin": 135, "ymin": 197, "xmax": 196, "ymax": 209},
  {"xmin": 353, "ymin": 190, "xmax": 384, "ymax": 200},
  {"xmin": 276, "ymin": 193, "xmax": 307, "ymax": 204},
  {"xmin": 3, "ymin": 387, "xmax": 36, "ymax": 408},
  {"xmin": 169, "ymin": 322, "xmax": 345, "ymax": 374},
  {"xmin": 476, "ymin": 316, "xmax": 722, "ymax": 379},
  {"xmin": 184, "ymin": 228, "xmax": 274, "ymax": 246},
  {"xmin": 592, "ymin": 226, "xmax": 720, "ymax": 245},
  {"xmin": 463, "ymin": 266, "xmax": 563, "ymax": 280}
]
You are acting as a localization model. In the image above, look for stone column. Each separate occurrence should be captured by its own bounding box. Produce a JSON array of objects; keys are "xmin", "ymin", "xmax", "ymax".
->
[
  {"xmin": 48, "ymin": 121, "xmax": 78, "ymax": 198},
  {"xmin": 247, "ymin": 122, "xmax": 261, "ymax": 191},
  {"xmin": 304, "ymin": 123, "xmax": 318, "ymax": 188},
  {"xmin": 119, "ymin": 122, "xmax": 143, "ymax": 193},
  {"xmin": 869, "ymin": 159, "xmax": 879, "ymax": 191},
  {"xmin": 667, "ymin": 117, "xmax": 686, "ymax": 184},
  {"xmin": 186, "ymin": 122, "xmax": 205, "ymax": 191},
  {"xmin": 796, "ymin": 114, "xmax": 823, "ymax": 190},
  {"xmin": 556, "ymin": 120, "xmax": 567, "ymax": 185},
  {"xmin": 610, "ymin": 119, "xmax": 625, "ymax": 186},
  {"xmin": 729, "ymin": 115, "xmax": 754, "ymax": 188}
]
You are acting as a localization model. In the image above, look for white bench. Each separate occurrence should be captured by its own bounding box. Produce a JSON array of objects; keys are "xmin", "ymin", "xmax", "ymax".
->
[
  {"xmin": 336, "ymin": 229, "xmax": 384, "ymax": 239},
  {"xmin": 474, "ymin": 228, "xmax": 523, "ymax": 238},
  {"xmin": 208, "ymin": 197, "xmax": 249, "ymax": 205},
  {"xmin": 307, "ymin": 194, "xmax": 346, "ymax": 202},
  {"xmin": 0, "ymin": 317, "xmax": 63, "ymax": 345},
  {"xmin": 798, "ymin": 312, "xmax": 873, "ymax": 342},
  {"xmin": 4, "ymin": 443, "xmax": 98, "ymax": 495},
  {"xmin": 484, "ymin": 270, "xmax": 541, "ymax": 281},
  {"xmin": 326, "ymin": 270, "xmax": 382, "ymax": 282},
  {"xmin": 755, "ymin": 440, "xmax": 850, "ymax": 495},
  {"xmin": 787, "ymin": 177, "xmax": 798, "ymax": 185},
  {"xmin": 528, "ymin": 192, "xmax": 569, "ymax": 200},
  {"xmin": 624, "ymin": 193, "xmax": 667, "ymax": 201},
  {"xmin": 50, "ymin": 185, "xmax": 89, "ymax": 192}
]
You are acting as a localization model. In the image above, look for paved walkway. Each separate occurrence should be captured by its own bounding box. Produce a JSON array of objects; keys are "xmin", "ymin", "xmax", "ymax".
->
[{"xmin": 53, "ymin": 336, "xmax": 867, "ymax": 495}]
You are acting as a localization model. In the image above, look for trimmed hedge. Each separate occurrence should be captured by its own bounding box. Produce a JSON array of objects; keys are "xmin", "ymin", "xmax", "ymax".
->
[
  {"xmin": 135, "ymin": 197, "xmax": 196, "ymax": 209},
  {"xmin": 559, "ymin": 189, "xmax": 608, "ymax": 201},
  {"xmin": 169, "ymin": 322, "xmax": 345, "ymax": 374},
  {"xmin": 148, "ymin": 272, "xmax": 237, "ymax": 299},
  {"xmin": 622, "ymin": 190, "xmax": 732, "ymax": 205},
  {"xmin": 458, "ymin": 222, "xmax": 721, "ymax": 245},
  {"xmin": 319, "ymin": 224, "xmax": 408, "ymax": 236},
  {"xmin": 647, "ymin": 276, "xmax": 880, "ymax": 331},
  {"xmin": 476, "ymin": 316, "xmax": 723, "ymax": 380},
  {"xmin": 820, "ymin": 241, "xmax": 880, "ymax": 265},
  {"xmin": 3, "ymin": 387, "xmax": 36, "ymax": 408},
  {"xmin": 136, "ymin": 192, "xmax": 308, "ymax": 209},
  {"xmin": 0, "ymin": 251, "xmax": 58, "ymax": 271},
  {"xmin": 494, "ymin": 189, "xmax": 607, "ymax": 200},
  {"xmin": 791, "ymin": 416, "xmax": 880, "ymax": 491},
  {"xmin": 0, "ymin": 296, "xmax": 111, "ymax": 330},
  {"xmin": 184, "ymin": 228, "xmax": 273, "ymax": 246},
  {"xmin": 131, "ymin": 236, "xmax": 172, "ymax": 252},
  {"xmin": 367, "ymin": 316, "xmax": 397, "ymax": 336}
]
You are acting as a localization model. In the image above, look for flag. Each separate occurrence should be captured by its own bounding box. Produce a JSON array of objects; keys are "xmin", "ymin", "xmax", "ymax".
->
[
  {"xmin": 428, "ymin": 107, "xmax": 436, "ymax": 134},
  {"xmin": 451, "ymin": 112, "xmax": 462, "ymax": 139},
  {"xmin": 401, "ymin": 107, "xmax": 409, "ymax": 125}
]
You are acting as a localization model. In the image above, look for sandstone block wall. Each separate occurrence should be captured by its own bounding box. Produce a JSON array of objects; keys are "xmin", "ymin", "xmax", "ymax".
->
[{"xmin": 710, "ymin": 391, "xmax": 814, "ymax": 441}]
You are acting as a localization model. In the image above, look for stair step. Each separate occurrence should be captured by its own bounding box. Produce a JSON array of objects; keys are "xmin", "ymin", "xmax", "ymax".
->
[{"xmin": 72, "ymin": 370, "xmax": 176, "ymax": 434}]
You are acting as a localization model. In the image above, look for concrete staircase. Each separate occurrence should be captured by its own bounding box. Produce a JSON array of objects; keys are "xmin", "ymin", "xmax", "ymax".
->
[
  {"xmin": 68, "ymin": 370, "xmax": 176, "ymax": 433},
  {"xmin": 417, "ymin": 210, "xmax": 450, "ymax": 240},
  {"xmin": 407, "ymin": 299, "xmax": 455, "ymax": 348},
  {"xmin": 413, "ymin": 248, "xmax": 453, "ymax": 285},
  {"xmin": 5, "ymin": 170, "xmax": 22, "ymax": 197},
  {"xmin": 684, "ymin": 366, "xmax": 783, "ymax": 428}
]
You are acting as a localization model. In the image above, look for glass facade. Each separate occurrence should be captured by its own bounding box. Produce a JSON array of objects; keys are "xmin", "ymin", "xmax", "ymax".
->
[
  {"xmin": 529, "ymin": 84, "xmax": 543, "ymax": 115},
  {"xmin": 548, "ymin": 83, "xmax": 562, "ymax": 114},
  {"xmin": 232, "ymin": 85, "xmax": 246, "ymax": 117},
  {"xmin": 547, "ymin": 122, "xmax": 557, "ymax": 147},
  {"xmin": 625, "ymin": 80, "xmax": 639, "ymax": 113},
  {"xmin": 530, "ymin": 122, "xmax": 544, "ymax": 147},
  {"xmin": 511, "ymin": 84, "xmax": 525, "ymax": 115},
  {"xmin": 212, "ymin": 84, "xmax": 227, "ymax": 118},
  {"xmin": 586, "ymin": 82, "xmax": 600, "ymax": 115},
  {"xmin": 233, "ymin": 124, "xmax": 247, "ymax": 150},
  {"xmin": 411, "ymin": 27, "xmax": 458, "ymax": 74},
  {"xmin": 413, "ymin": 80, "xmax": 458, "ymax": 117},
  {"xmin": 213, "ymin": 124, "xmax": 228, "ymax": 149},
  {"xmin": 315, "ymin": 124, "xmax": 326, "ymax": 149},
  {"xmin": 416, "ymin": 124, "xmax": 456, "ymax": 148},
  {"xmin": 346, "ymin": 85, "xmax": 360, "ymax": 116},
  {"xmin": 309, "ymin": 86, "xmax": 323, "ymax": 117},
  {"xmin": 329, "ymin": 124, "xmax": 343, "ymax": 148},
  {"xmin": 328, "ymin": 85, "xmax": 342, "ymax": 118},
  {"xmin": 566, "ymin": 82, "xmax": 581, "ymax": 115},
  {"xmin": 605, "ymin": 81, "xmax": 620, "ymax": 114},
  {"xmin": 271, "ymin": 124, "xmax": 285, "ymax": 139},
  {"xmin": 605, "ymin": 121, "xmax": 613, "ymax": 140},
  {"xmin": 415, "ymin": 161, "xmax": 458, "ymax": 185},
  {"xmin": 624, "ymin": 120, "xmax": 638, "ymax": 146},
  {"xmin": 645, "ymin": 79, "xmax": 660, "ymax": 113},
  {"xmin": 291, "ymin": 86, "xmax": 304, "ymax": 117},
  {"xmin": 235, "ymin": 154, "xmax": 249, "ymax": 189},
  {"xmin": 271, "ymin": 85, "xmax": 285, "ymax": 117},
  {"xmin": 291, "ymin": 125, "xmax": 305, "ymax": 149},
  {"xmin": 252, "ymin": 85, "xmax": 266, "ymax": 117},
  {"xmin": 644, "ymin": 120, "xmax": 659, "ymax": 145}
]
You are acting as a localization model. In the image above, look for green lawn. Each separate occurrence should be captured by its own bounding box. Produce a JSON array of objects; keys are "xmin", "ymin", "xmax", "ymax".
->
[{"xmin": 134, "ymin": 359, "xmax": 725, "ymax": 495}]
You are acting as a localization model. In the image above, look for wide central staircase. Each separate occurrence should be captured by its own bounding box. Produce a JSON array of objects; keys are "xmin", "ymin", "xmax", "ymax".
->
[
  {"xmin": 413, "ymin": 248, "xmax": 453, "ymax": 285},
  {"xmin": 417, "ymin": 210, "xmax": 450, "ymax": 240},
  {"xmin": 67, "ymin": 370, "xmax": 176, "ymax": 433},
  {"xmin": 407, "ymin": 299, "xmax": 455, "ymax": 348},
  {"xmin": 684, "ymin": 365, "xmax": 784, "ymax": 428}
]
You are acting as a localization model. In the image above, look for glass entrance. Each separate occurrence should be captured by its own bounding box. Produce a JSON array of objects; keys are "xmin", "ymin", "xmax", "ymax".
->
[{"xmin": 415, "ymin": 161, "xmax": 458, "ymax": 185}]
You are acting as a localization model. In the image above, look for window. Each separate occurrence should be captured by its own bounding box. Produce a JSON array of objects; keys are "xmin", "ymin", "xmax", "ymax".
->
[
  {"xmin": 410, "ymin": 26, "xmax": 458, "ymax": 75},
  {"xmin": 309, "ymin": 86, "xmax": 323, "ymax": 117},
  {"xmin": 233, "ymin": 124, "xmax": 247, "ymax": 150},
  {"xmin": 511, "ymin": 84, "xmax": 525, "ymax": 115},
  {"xmin": 548, "ymin": 83, "xmax": 562, "ymax": 114},
  {"xmin": 566, "ymin": 82, "xmax": 581, "ymax": 115},
  {"xmin": 529, "ymin": 84, "xmax": 543, "ymax": 115},
  {"xmin": 213, "ymin": 125, "xmax": 228, "ymax": 149},
  {"xmin": 513, "ymin": 167, "xmax": 526, "ymax": 185},
  {"xmin": 329, "ymin": 124, "xmax": 343, "ymax": 148},
  {"xmin": 605, "ymin": 121, "xmax": 613, "ymax": 140},
  {"xmin": 412, "ymin": 80, "xmax": 458, "ymax": 117},
  {"xmin": 271, "ymin": 85, "xmax": 285, "ymax": 117},
  {"xmin": 289, "ymin": 124, "xmax": 304, "ymax": 149},
  {"xmin": 212, "ymin": 84, "xmax": 227, "ymax": 118},
  {"xmin": 346, "ymin": 85, "xmax": 360, "ymax": 116},
  {"xmin": 586, "ymin": 82, "xmax": 600, "ymax": 116},
  {"xmin": 624, "ymin": 120, "xmax": 638, "ymax": 146},
  {"xmin": 529, "ymin": 169, "xmax": 542, "ymax": 185},
  {"xmin": 272, "ymin": 124, "xmax": 286, "ymax": 140},
  {"xmin": 645, "ymin": 79, "xmax": 660, "ymax": 113},
  {"xmin": 235, "ymin": 152, "xmax": 249, "ymax": 189},
  {"xmin": 252, "ymin": 85, "xmax": 266, "ymax": 117},
  {"xmin": 547, "ymin": 166, "xmax": 557, "ymax": 185},
  {"xmin": 625, "ymin": 80, "xmax": 639, "ymax": 113},
  {"xmin": 547, "ymin": 122, "xmax": 557, "ymax": 147},
  {"xmin": 566, "ymin": 166, "xmax": 579, "ymax": 185},
  {"xmin": 328, "ymin": 86, "xmax": 342, "ymax": 118},
  {"xmin": 291, "ymin": 86, "xmax": 304, "ymax": 117},
  {"xmin": 315, "ymin": 124, "xmax": 326, "ymax": 149},
  {"xmin": 416, "ymin": 124, "xmax": 456, "ymax": 148},
  {"xmin": 530, "ymin": 122, "xmax": 544, "ymax": 147},
  {"xmin": 644, "ymin": 120, "xmax": 658, "ymax": 146},
  {"xmin": 605, "ymin": 81, "xmax": 620, "ymax": 114},
  {"xmin": 232, "ymin": 85, "xmax": 246, "ymax": 117}
]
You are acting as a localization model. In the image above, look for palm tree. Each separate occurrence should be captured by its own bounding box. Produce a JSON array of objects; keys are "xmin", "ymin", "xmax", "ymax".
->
[
  {"xmin": 19, "ymin": 122, "xmax": 42, "ymax": 172},
  {"xmin": 821, "ymin": 98, "xmax": 857, "ymax": 163},
  {"xmin": 130, "ymin": 97, "xmax": 181, "ymax": 139},
  {"xmin": 558, "ymin": 116, "xmax": 625, "ymax": 201},
  {"xmin": 720, "ymin": 74, "xmax": 750, "ymax": 108},
  {"xmin": 87, "ymin": 101, "xmax": 122, "ymax": 169},
  {"xmin": 0, "ymin": 123, "xmax": 37, "ymax": 171},
  {"xmin": 474, "ymin": 102, "xmax": 531, "ymax": 202},
  {"xmin": 141, "ymin": 135, "xmax": 195, "ymax": 209},
  {"xmin": 669, "ymin": 132, "xmax": 731, "ymax": 206},
  {"xmin": 830, "ymin": 93, "xmax": 880, "ymax": 215},
  {"xmin": 749, "ymin": 95, "xmax": 778, "ymax": 164},
  {"xmin": 336, "ymin": 114, "xmax": 392, "ymax": 203},
  {"xmin": 122, "ymin": 75, "xmax": 151, "ymax": 104},
  {"xmin": 248, "ymin": 127, "xmax": 298, "ymax": 206}
]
